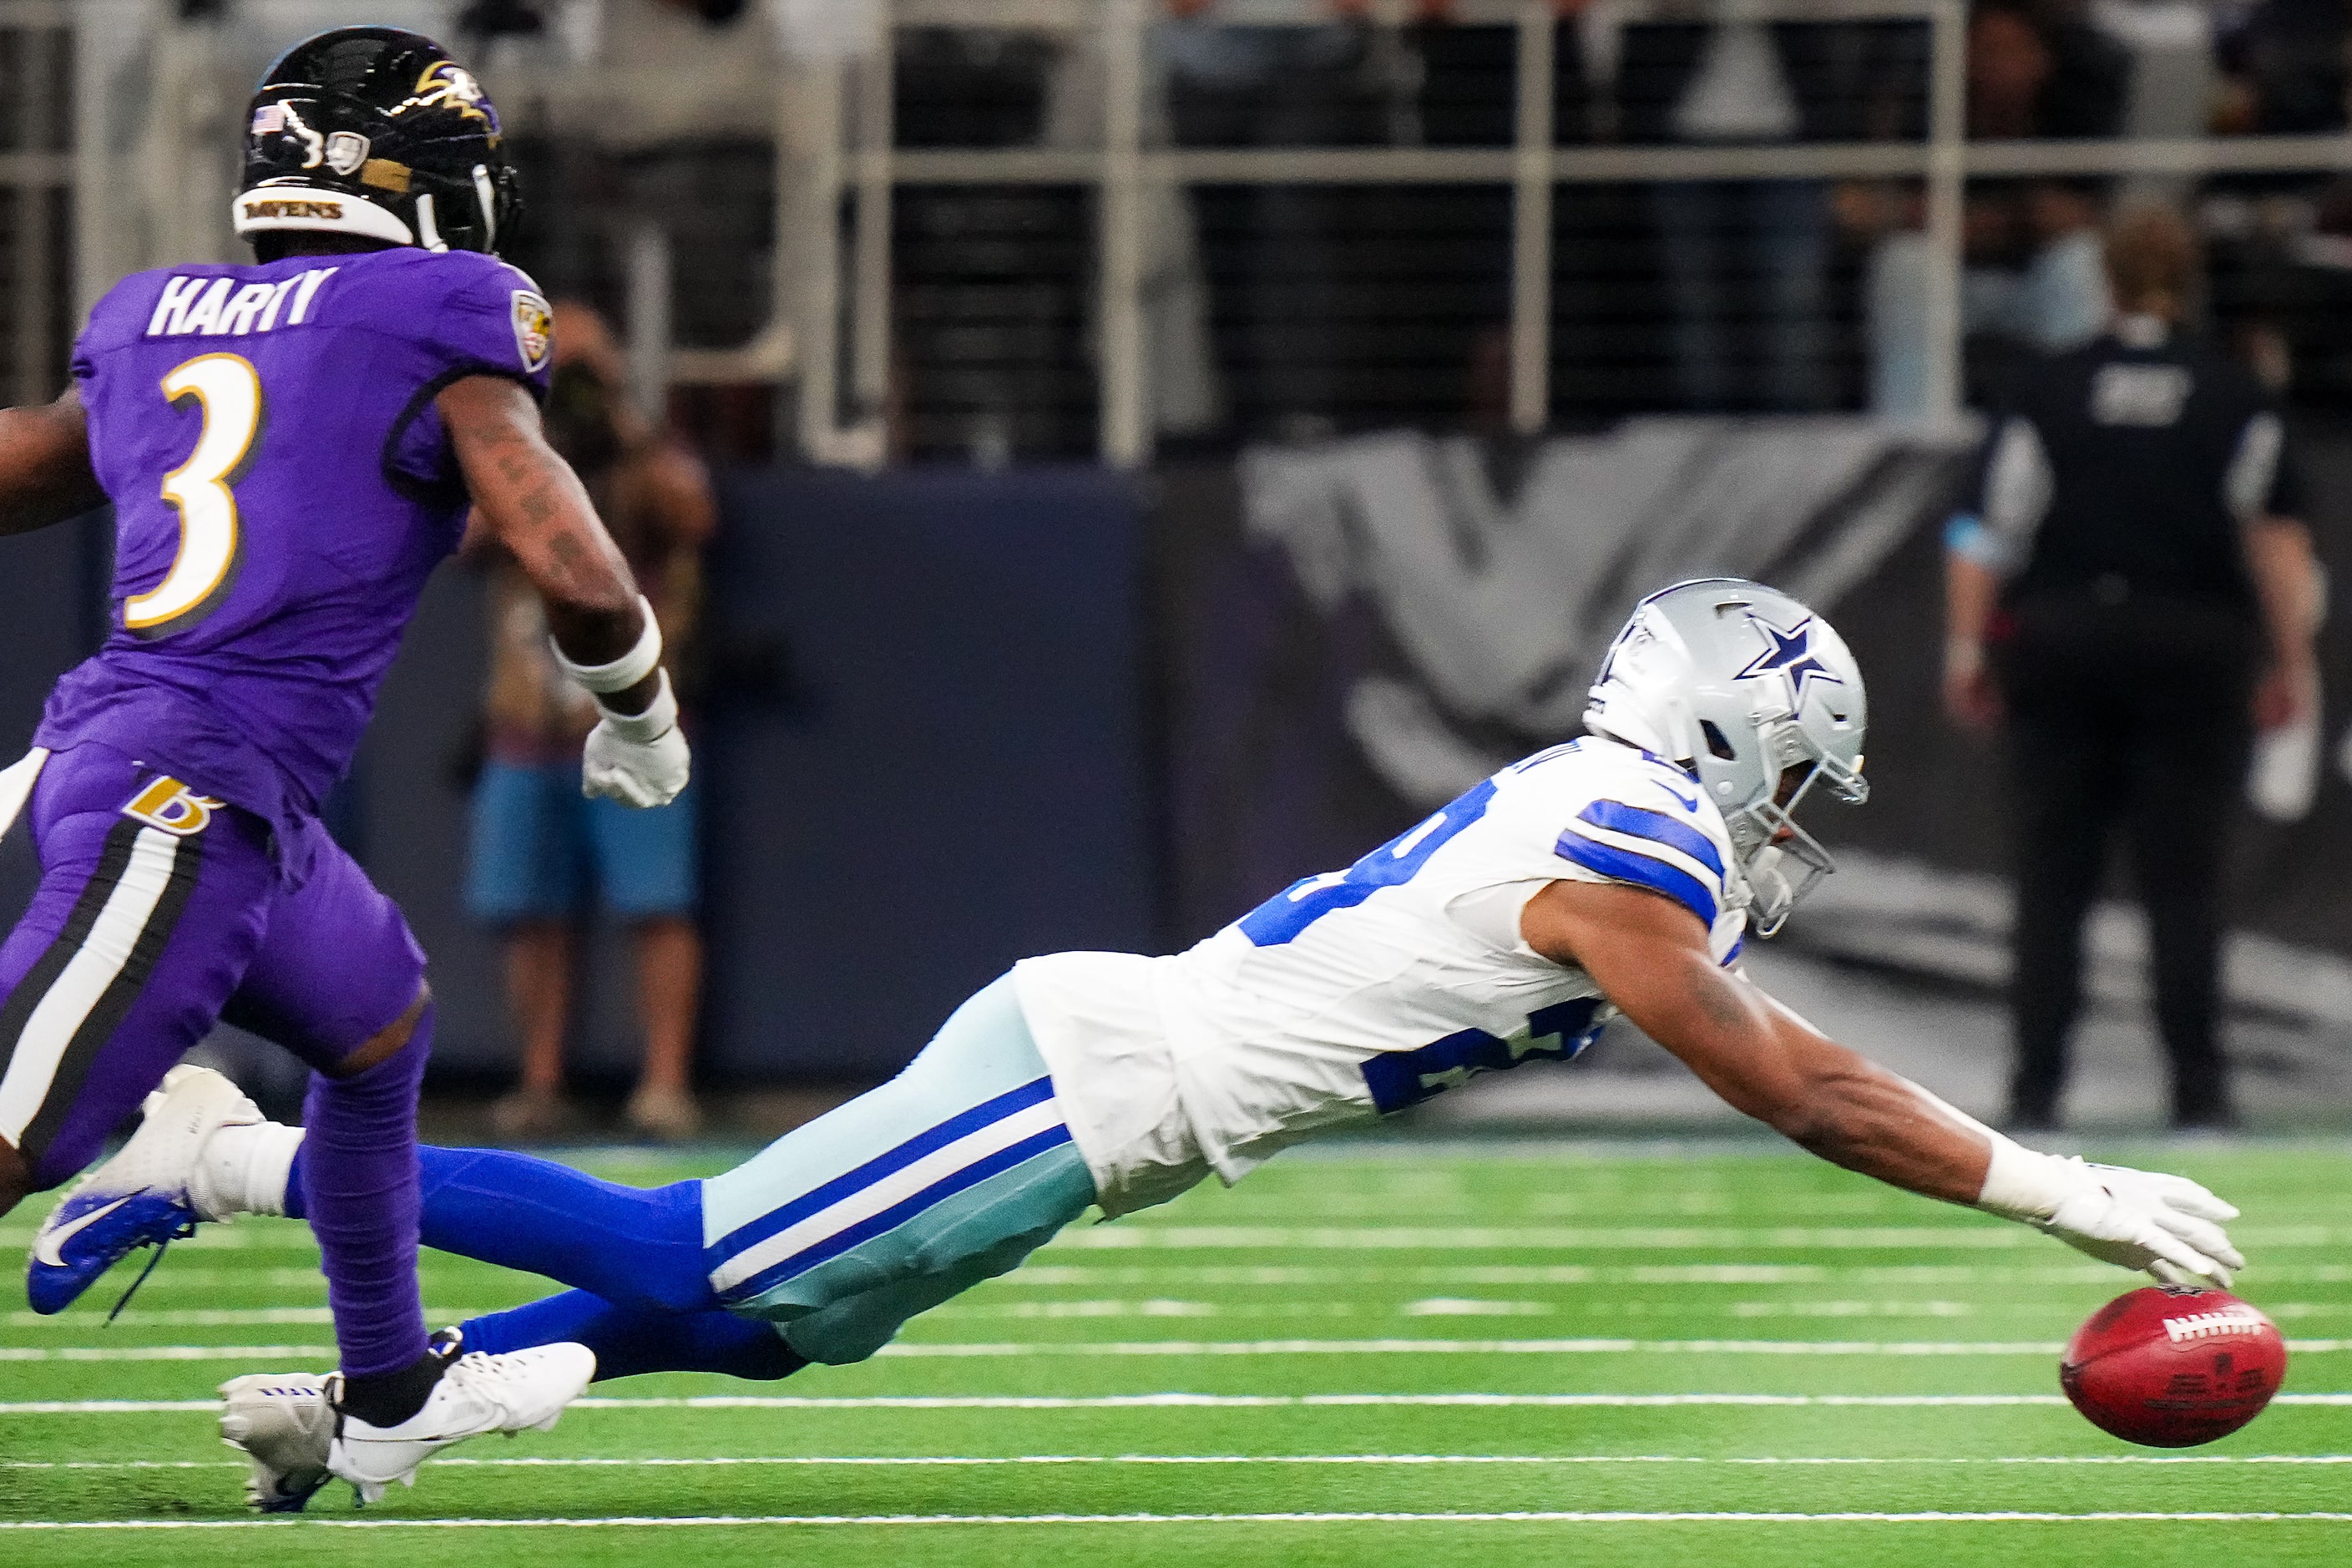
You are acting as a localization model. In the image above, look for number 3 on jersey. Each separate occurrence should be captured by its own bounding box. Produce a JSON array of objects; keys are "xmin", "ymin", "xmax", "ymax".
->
[
  {"xmin": 126, "ymin": 352, "xmax": 264, "ymax": 636},
  {"xmin": 1239, "ymin": 779, "xmax": 1499, "ymax": 947}
]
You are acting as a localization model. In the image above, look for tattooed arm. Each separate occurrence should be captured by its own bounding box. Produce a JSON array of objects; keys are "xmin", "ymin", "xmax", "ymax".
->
[
  {"xmin": 0, "ymin": 387, "xmax": 106, "ymax": 538},
  {"xmin": 440, "ymin": 374, "xmax": 658, "ymax": 718}
]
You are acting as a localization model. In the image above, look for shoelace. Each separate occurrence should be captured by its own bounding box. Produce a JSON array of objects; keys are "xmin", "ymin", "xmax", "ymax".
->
[
  {"xmin": 441, "ymin": 1351, "xmax": 530, "ymax": 1414},
  {"xmin": 103, "ymin": 1195, "xmax": 199, "ymax": 1324},
  {"xmin": 442, "ymin": 1342, "xmax": 571, "ymax": 1425}
]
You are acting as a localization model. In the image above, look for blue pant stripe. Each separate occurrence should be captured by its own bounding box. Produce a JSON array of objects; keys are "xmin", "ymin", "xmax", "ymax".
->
[
  {"xmin": 711, "ymin": 1074, "xmax": 1058, "ymax": 1262},
  {"xmin": 717, "ymin": 1122, "xmax": 1075, "ymax": 1307}
]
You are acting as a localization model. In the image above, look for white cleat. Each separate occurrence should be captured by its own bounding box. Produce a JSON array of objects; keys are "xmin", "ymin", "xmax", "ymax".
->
[
  {"xmin": 28, "ymin": 1065, "xmax": 261, "ymax": 1315},
  {"xmin": 327, "ymin": 1342, "xmax": 598, "ymax": 1505},
  {"xmin": 219, "ymin": 1373, "xmax": 336, "ymax": 1513}
]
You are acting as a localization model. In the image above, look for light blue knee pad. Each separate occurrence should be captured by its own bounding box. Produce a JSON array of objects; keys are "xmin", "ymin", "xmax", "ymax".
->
[{"xmin": 700, "ymin": 975, "xmax": 1098, "ymax": 1364}]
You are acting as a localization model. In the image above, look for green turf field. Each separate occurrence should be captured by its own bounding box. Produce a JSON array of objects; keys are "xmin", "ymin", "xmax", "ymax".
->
[{"xmin": 3, "ymin": 1139, "xmax": 2349, "ymax": 1565}]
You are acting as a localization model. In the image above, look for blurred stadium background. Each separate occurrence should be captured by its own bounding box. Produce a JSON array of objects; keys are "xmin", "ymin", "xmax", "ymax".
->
[{"xmin": 1, "ymin": 0, "xmax": 2350, "ymax": 1144}]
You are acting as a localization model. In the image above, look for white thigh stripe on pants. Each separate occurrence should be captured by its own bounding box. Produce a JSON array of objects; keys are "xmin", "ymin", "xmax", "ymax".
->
[{"xmin": 708, "ymin": 1075, "xmax": 1074, "ymax": 1304}]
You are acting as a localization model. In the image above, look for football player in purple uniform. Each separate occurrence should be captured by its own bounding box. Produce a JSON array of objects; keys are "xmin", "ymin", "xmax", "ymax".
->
[{"xmin": 0, "ymin": 28, "xmax": 687, "ymax": 1500}]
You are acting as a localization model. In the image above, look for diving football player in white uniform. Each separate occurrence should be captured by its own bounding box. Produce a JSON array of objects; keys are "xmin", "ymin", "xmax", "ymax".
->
[{"xmin": 52, "ymin": 579, "xmax": 2243, "ymax": 1510}]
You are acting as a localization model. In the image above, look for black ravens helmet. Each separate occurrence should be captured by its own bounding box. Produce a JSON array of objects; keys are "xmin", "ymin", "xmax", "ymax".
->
[{"xmin": 235, "ymin": 27, "xmax": 518, "ymax": 259}]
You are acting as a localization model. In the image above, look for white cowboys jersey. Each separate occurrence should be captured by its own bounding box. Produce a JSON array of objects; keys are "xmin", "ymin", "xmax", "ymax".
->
[{"xmin": 1014, "ymin": 737, "xmax": 1748, "ymax": 1216}]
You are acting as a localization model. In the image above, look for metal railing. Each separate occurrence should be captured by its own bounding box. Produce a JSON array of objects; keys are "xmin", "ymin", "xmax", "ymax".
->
[
  {"xmin": 0, "ymin": 1, "xmax": 73, "ymax": 408},
  {"xmin": 43, "ymin": 1, "xmax": 2352, "ymax": 463},
  {"xmin": 791, "ymin": 0, "xmax": 2352, "ymax": 466}
]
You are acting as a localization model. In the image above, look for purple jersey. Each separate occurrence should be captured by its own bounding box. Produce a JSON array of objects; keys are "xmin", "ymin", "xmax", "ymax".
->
[{"xmin": 36, "ymin": 247, "xmax": 554, "ymax": 836}]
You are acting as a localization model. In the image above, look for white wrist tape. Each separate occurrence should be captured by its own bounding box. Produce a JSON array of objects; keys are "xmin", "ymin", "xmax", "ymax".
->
[
  {"xmin": 595, "ymin": 667, "xmax": 678, "ymax": 741},
  {"xmin": 553, "ymin": 595, "xmax": 662, "ymax": 694},
  {"xmin": 1974, "ymin": 1134, "xmax": 2081, "ymax": 1224}
]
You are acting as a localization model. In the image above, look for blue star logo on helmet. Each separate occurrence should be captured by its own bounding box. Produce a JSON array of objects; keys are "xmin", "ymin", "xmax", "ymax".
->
[{"xmin": 1733, "ymin": 614, "xmax": 1843, "ymax": 703}]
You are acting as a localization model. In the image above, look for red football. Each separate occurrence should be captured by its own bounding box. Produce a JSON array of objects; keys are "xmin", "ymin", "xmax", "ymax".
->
[{"xmin": 2061, "ymin": 1286, "xmax": 2288, "ymax": 1448}]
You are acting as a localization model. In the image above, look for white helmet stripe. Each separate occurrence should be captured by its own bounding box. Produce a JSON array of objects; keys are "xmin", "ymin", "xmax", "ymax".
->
[{"xmin": 231, "ymin": 185, "xmax": 412, "ymax": 246}]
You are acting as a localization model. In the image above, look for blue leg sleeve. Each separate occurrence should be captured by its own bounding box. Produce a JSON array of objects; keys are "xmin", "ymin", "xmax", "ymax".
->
[
  {"xmin": 287, "ymin": 1144, "xmax": 713, "ymax": 1315},
  {"xmin": 460, "ymin": 1290, "xmax": 807, "ymax": 1383}
]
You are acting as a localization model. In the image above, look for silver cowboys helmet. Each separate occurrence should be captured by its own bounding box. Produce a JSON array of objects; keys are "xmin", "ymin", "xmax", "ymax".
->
[{"xmin": 1583, "ymin": 578, "xmax": 1867, "ymax": 935}]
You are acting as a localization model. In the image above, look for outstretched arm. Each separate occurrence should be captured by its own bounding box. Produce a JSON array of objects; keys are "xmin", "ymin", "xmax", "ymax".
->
[
  {"xmin": 0, "ymin": 387, "xmax": 106, "ymax": 537},
  {"xmin": 440, "ymin": 374, "xmax": 689, "ymax": 807},
  {"xmin": 1522, "ymin": 878, "xmax": 2244, "ymax": 1284}
]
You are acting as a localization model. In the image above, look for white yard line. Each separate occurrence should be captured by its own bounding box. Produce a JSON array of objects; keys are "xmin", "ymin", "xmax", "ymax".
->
[
  {"xmin": 14, "ymin": 1392, "xmax": 2352, "ymax": 1414},
  {"xmin": 4, "ymin": 1460, "xmax": 242, "ymax": 1469},
  {"xmin": 941, "ymin": 1297, "xmax": 2346, "ymax": 1320},
  {"xmin": 15, "ymin": 1300, "xmax": 2344, "ymax": 1331},
  {"xmin": 1, "ymin": 1400, "xmax": 257, "ymax": 1412},
  {"xmin": 5, "ymin": 1310, "xmax": 488, "ymax": 1328},
  {"xmin": 13, "ymin": 1454, "xmax": 2352, "ymax": 1472},
  {"xmin": 0, "ymin": 1232, "xmax": 317, "ymax": 1251},
  {"xmin": 28, "ymin": 1221, "xmax": 2337, "ymax": 1252},
  {"xmin": 50, "ymin": 1270, "xmax": 483, "ymax": 1292},
  {"xmin": 0, "ymin": 1346, "xmax": 333, "ymax": 1361},
  {"xmin": 858, "ymin": 1338, "xmax": 2352, "ymax": 1358},
  {"xmin": 1002, "ymin": 1262, "xmax": 2352, "ymax": 1287},
  {"xmin": 7, "ymin": 1511, "xmax": 2352, "ymax": 1530},
  {"xmin": 1050, "ymin": 1225, "xmax": 2346, "ymax": 1252},
  {"xmin": 78, "ymin": 1262, "xmax": 2349, "ymax": 1290}
]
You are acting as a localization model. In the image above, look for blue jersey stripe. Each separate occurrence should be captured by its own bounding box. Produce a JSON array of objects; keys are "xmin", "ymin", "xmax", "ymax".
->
[
  {"xmin": 1577, "ymin": 799, "xmax": 1725, "ymax": 879},
  {"xmin": 1555, "ymin": 827, "xmax": 1718, "ymax": 928},
  {"xmin": 718, "ymin": 1123, "xmax": 1075, "ymax": 1305},
  {"xmin": 711, "ymin": 1075, "xmax": 1060, "ymax": 1261}
]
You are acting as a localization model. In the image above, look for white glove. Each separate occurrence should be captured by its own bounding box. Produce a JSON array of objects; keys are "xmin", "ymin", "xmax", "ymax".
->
[
  {"xmin": 1984, "ymin": 1146, "xmax": 2243, "ymax": 1288},
  {"xmin": 581, "ymin": 670, "xmax": 691, "ymax": 809}
]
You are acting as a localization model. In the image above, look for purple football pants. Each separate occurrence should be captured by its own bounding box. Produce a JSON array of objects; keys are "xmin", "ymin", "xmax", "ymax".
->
[{"xmin": 0, "ymin": 743, "xmax": 431, "ymax": 1377}]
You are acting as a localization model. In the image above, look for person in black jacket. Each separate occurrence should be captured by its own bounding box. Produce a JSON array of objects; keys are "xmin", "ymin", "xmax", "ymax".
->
[{"xmin": 1944, "ymin": 206, "xmax": 2322, "ymax": 1131}]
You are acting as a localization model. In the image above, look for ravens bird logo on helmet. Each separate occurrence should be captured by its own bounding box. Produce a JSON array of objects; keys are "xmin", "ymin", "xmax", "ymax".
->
[{"xmin": 235, "ymin": 27, "xmax": 519, "ymax": 260}]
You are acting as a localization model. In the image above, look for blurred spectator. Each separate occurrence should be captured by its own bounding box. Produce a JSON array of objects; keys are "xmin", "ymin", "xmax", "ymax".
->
[
  {"xmin": 2015, "ymin": 182, "xmax": 2113, "ymax": 352},
  {"xmin": 1968, "ymin": 180, "xmax": 2113, "ymax": 357},
  {"xmin": 652, "ymin": 0, "xmax": 749, "ymax": 23},
  {"xmin": 1621, "ymin": 18, "xmax": 1834, "ymax": 412},
  {"xmin": 2203, "ymin": 0, "xmax": 2352, "ymax": 411},
  {"xmin": 467, "ymin": 301, "xmax": 716, "ymax": 1142},
  {"xmin": 890, "ymin": 27, "xmax": 1092, "ymax": 461},
  {"xmin": 1603, "ymin": 11, "xmax": 1928, "ymax": 412},
  {"xmin": 1969, "ymin": 0, "xmax": 2130, "ymax": 139},
  {"xmin": 1164, "ymin": 13, "xmax": 1387, "ymax": 439},
  {"xmin": 1859, "ymin": 1, "xmax": 2130, "ymax": 417},
  {"xmin": 2214, "ymin": 0, "xmax": 2350, "ymax": 139},
  {"xmin": 1943, "ymin": 205, "xmax": 2321, "ymax": 1130},
  {"xmin": 1041, "ymin": 16, "xmax": 1224, "ymax": 440}
]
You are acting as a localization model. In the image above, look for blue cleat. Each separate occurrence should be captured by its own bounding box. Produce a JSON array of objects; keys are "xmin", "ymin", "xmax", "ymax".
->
[{"xmin": 26, "ymin": 1065, "xmax": 260, "ymax": 1315}]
